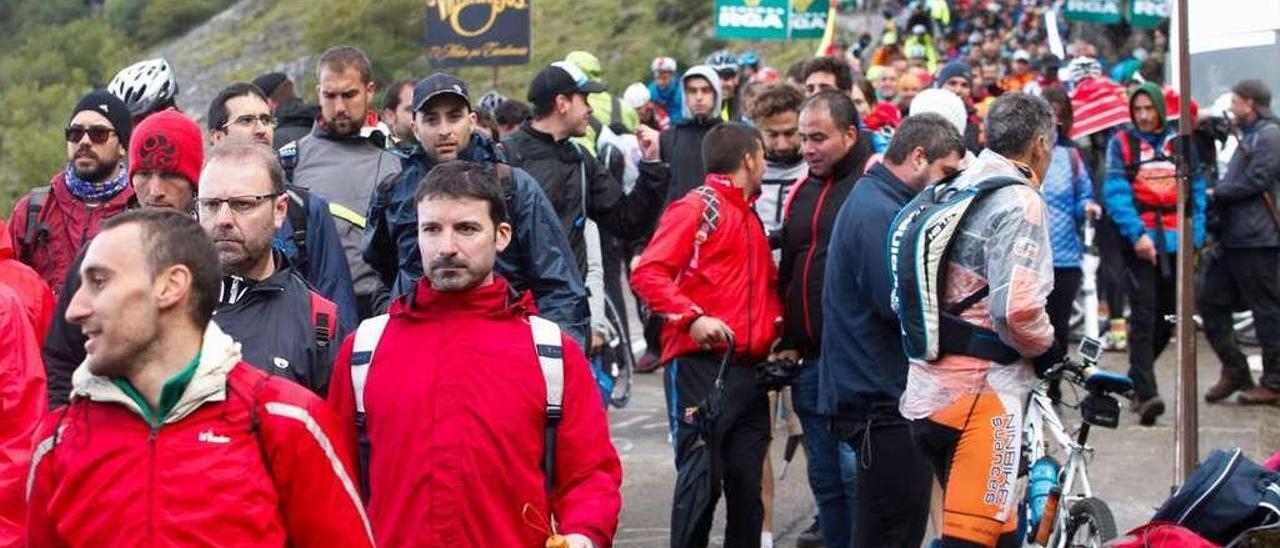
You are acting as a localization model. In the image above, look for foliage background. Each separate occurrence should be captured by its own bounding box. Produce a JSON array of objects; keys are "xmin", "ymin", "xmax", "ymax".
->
[{"xmin": 0, "ymin": 0, "xmax": 826, "ymax": 215}]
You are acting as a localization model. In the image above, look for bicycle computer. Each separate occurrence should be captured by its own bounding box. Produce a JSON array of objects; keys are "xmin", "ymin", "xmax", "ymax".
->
[{"xmin": 1078, "ymin": 336, "xmax": 1103, "ymax": 364}]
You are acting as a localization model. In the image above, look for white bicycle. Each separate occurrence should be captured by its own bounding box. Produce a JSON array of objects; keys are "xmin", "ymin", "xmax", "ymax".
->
[{"xmin": 1019, "ymin": 337, "xmax": 1135, "ymax": 547}]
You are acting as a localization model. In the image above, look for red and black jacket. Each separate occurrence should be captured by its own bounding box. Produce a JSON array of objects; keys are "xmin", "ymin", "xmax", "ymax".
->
[{"xmin": 778, "ymin": 139, "xmax": 873, "ymax": 357}]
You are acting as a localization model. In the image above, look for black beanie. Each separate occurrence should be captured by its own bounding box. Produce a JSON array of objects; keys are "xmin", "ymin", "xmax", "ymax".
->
[{"xmin": 70, "ymin": 90, "xmax": 133, "ymax": 149}]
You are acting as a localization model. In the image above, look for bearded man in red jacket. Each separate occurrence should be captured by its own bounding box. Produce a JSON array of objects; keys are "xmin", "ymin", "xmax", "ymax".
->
[
  {"xmin": 327, "ymin": 160, "xmax": 622, "ymax": 548},
  {"xmin": 631, "ymin": 122, "xmax": 783, "ymax": 548},
  {"xmin": 26, "ymin": 209, "xmax": 373, "ymax": 547}
]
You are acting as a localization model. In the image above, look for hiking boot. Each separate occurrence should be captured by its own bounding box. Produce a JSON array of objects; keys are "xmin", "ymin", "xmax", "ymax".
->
[
  {"xmin": 1205, "ymin": 374, "xmax": 1255, "ymax": 403},
  {"xmin": 795, "ymin": 517, "xmax": 824, "ymax": 548},
  {"xmin": 634, "ymin": 350, "xmax": 662, "ymax": 374},
  {"xmin": 1136, "ymin": 396, "xmax": 1165, "ymax": 426},
  {"xmin": 1238, "ymin": 385, "xmax": 1280, "ymax": 405}
]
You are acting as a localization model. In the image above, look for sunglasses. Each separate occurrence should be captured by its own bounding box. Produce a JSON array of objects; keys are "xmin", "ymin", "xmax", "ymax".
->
[{"xmin": 65, "ymin": 126, "xmax": 115, "ymax": 144}]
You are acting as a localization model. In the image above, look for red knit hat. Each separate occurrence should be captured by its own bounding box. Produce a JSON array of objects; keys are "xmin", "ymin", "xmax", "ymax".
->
[{"xmin": 128, "ymin": 109, "xmax": 204, "ymax": 187}]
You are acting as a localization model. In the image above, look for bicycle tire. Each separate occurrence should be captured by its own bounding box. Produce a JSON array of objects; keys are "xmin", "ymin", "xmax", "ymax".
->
[{"xmin": 1064, "ymin": 497, "xmax": 1117, "ymax": 547}]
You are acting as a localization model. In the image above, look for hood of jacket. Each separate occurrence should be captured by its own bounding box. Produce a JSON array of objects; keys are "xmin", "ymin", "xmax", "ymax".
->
[
  {"xmin": 1129, "ymin": 81, "xmax": 1168, "ymax": 132},
  {"xmin": 70, "ymin": 321, "xmax": 242, "ymax": 424},
  {"xmin": 680, "ymin": 65, "xmax": 723, "ymax": 122}
]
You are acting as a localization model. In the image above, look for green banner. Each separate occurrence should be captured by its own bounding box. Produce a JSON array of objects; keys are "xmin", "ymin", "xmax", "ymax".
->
[
  {"xmin": 789, "ymin": 0, "xmax": 830, "ymax": 39},
  {"xmin": 716, "ymin": 0, "xmax": 790, "ymax": 40},
  {"xmin": 1128, "ymin": 0, "xmax": 1169, "ymax": 28},
  {"xmin": 1063, "ymin": 0, "xmax": 1123, "ymax": 24}
]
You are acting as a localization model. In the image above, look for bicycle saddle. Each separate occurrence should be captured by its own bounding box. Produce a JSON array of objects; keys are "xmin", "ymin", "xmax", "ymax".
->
[{"xmin": 1083, "ymin": 368, "xmax": 1134, "ymax": 395}]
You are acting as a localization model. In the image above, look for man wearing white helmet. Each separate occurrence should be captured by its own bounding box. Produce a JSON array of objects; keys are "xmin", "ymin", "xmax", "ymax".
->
[
  {"xmin": 648, "ymin": 56, "xmax": 683, "ymax": 124},
  {"xmin": 108, "ymin": 58, "xmax": 179, "ymax": 124}
]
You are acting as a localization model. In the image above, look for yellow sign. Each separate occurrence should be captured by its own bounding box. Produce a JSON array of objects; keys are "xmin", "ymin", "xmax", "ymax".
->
[{"xmin": 425, "ymin": 0, "xmax": 528, "ymax": 38}]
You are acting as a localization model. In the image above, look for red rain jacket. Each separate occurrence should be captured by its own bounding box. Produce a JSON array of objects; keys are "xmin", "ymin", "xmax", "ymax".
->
[
  {"xmin": 0, "ymin": 285, "xmax": 45, "ymax": 547},
  {"xmin": 25, "ymin": 323, "xmax": 373, "ymax": 548},
  {"xmin": 7, "ymin": 171, "xmax": 134, "ymax": 295},
  {"xmin": 327, "ymin": 277, "xmax": 622, "ymax": 547},
  {"xmin": 631, "ymin": 174, "xmax": 783, "ymax": 364}
]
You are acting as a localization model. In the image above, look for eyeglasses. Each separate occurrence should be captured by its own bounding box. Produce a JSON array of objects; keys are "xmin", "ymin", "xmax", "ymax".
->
[
  {"xmin": 195, "ymin": 193, "xmax": 282, "ymax": 216},
  {"xmin": 223, "ymin": 114, "xmax": 277, "ymax": 129},
  {"xmin": 65, "ymin": 126, "xmax": 115, "ymax": 144}
]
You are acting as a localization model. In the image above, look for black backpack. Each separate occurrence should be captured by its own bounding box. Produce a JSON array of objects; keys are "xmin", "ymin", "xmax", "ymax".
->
[
  {"xmin": 20, "ymin": 186, "xmax": 51, "ymax": 264},
  {"xmin": 1152, "ymin": 448, "xmax": 1280, "ymax": 545}
]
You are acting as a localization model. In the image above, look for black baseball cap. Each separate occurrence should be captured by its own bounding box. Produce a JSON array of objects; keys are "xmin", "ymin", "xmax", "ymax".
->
[
  {"xmin": 527, "ymin": 61, "xmax": 607, "ymax": 108},
  {"xmin": 412, "ymin": 73, "xmax": 471, "ymax": 112},
  {"xmin": 1233, "ymin": 79, "xmax": 1275, "ymax": 120}
]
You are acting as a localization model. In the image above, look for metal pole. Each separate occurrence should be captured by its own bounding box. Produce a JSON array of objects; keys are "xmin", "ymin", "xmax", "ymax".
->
[{"xmin": 1172, "ymin": 0, "xmax": 1198, "ymax": 483}]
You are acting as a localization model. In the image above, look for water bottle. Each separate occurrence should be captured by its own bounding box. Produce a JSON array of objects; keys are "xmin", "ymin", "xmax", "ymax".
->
[{"xmin": 1027, "ymin": 457, "xmax": 1061, "ymax": 531}]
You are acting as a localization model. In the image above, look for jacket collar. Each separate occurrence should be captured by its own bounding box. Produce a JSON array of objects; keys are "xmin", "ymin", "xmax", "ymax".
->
[
  {"xmin": 865, "ymin": 162, "xmax": 916, "ymax": 200},
  {"xmin": 70, "ymin": 322, "xmax": 242, "ymax": 424},
  {"xmin": 807, "ymin": 134, "xmax": 872, "ymax": 182},
  {"xmin": 393, "ymin": 275, "xmax": 535, "ymax": 321},
  {"xmin": 705, "ymin": 173, "xmax": 758, "ymax": 207}
]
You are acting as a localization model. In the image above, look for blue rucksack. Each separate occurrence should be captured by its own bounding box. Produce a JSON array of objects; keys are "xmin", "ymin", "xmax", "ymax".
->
[
  {"xmin": 1152, "ymin": 448, "xmax": 1280, "ymax": 545},
  {"xmin": 887, "ymin": 175, "xmax": 1025, "ymax": 363}
]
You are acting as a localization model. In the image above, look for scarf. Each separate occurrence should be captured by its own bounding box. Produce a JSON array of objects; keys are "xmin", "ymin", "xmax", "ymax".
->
[{"xmin": 64, "ymin": 163, "xmax": 129, "ymax": 203}]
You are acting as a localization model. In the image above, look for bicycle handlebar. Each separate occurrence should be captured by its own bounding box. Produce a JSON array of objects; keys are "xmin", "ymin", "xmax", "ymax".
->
[{"xmin": 1044, "ymin": 358, "xmax": 1135, "ymax": 396}]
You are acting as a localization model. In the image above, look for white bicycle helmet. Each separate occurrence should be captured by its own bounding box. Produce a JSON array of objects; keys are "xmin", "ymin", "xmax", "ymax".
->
[
  {"xmin": 623, "ymin": 83, "xmax": 651, "ymax": 110},
  {"xmin": 476, "ymin": 90, "xmax": 506, "ymax": 114},
  {"xmin": 108, "ymin": 58, "xmax": 179, "ymax": 118},
  {"xmin": 651, "ymin": 56, "xmax": 677, "ymax": 74}
]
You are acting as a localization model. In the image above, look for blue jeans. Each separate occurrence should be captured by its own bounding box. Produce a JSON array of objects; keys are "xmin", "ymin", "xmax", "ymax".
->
[{"xmin": 793, "ymin": 363, "xmax": 856, "ymax": 548}]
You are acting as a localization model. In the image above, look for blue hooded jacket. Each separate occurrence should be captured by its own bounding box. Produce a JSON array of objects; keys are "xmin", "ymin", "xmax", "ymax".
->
[{"xmin": 363, "ymin": 131, "xmax": 589, "ymax": 344}]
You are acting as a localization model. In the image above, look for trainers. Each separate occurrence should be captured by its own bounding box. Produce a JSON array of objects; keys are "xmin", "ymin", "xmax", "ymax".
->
[
  {"xmin": 795, "ymin": 517, "xmax": 824, "ymax": 548},
  {"xmin": 1108, "ymin": 319, "xmax": 1128, "ymax": 352},
  {"xmin": 1205, "ymin": 374, "xmax": 1255, "ymax": 403},
  {"xmin": 1238, "ymin": 385, "xmax": 1280, "ymax": 405},
  {"xmin": 1137, "ymin": 396, "xmax": 1165, "ymax": 426},
  {"xmin": 634, "ymin": 350, "xmax": 662, "ymax": 374}
]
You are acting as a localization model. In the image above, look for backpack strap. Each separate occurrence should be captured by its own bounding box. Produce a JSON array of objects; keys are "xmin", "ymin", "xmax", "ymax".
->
[
  {"xmin": 309, "ymin": 290, "xmax": 337, "ymax": 351},
  {"xmin": 686, "ymin": 186, "xmax": 722, "ymax": 274},
  {"xmin": 21, "ymin": 186, "xmax": 50, "ymax": 264},
  {"xmin": 349, "ymin": 313, "xmax": 390, "ymax": 499},
  {"xmin": 529, "ymin": 315, "xmax": 564, "ymax": 495},
  {"xmin": 285, "ymin": 187, "xmax": 311, "ymax": 276},
  {"xmin": 1119, "ymin": 129, "xmax": 1142, "ymax": 182},
  {"xmin": 278, "ymin": 141, "xmax": 299, "ymax": 184}
]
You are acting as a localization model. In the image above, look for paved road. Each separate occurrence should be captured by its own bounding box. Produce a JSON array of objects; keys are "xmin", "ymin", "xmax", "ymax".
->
[{"xmin": 606, "ymin": 333, "xmax": 1276, "ymax": 547}]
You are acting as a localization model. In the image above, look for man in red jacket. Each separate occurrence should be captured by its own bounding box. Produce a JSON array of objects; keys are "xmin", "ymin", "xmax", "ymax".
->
[
  {"xmin": 0, "ymin": 222, "xmax": 53, "ymax": 344},
  {"xmin": 8, "ymin": 90, "xmax": 135, "ymax": 294},
  {"xmin": 632, "ymin": 122, "xmax": 783, "ymax": 548},
  {"xmin": 327, "ymin": 161, "xmax": 621, "ymax": 547},
  {"xmin": 26, "ymin": 209, "xmax": 372, "ymax": 547}
]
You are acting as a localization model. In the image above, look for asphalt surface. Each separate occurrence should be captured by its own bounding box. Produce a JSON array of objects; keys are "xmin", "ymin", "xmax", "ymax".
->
[{"xmin": 606, "ymin": 332, "xmax": 1277, "ymax": 547}]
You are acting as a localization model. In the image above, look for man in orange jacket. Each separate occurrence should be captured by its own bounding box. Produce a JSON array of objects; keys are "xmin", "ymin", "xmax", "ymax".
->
[{"xmin": 632, "ymin": 122, "xmax": 782, "ymax": 548}]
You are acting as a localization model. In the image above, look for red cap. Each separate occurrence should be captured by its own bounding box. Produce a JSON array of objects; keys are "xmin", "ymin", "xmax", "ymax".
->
[{"xmin": 128, "ymin": 109, "xmax": 204, "ymax": 187}]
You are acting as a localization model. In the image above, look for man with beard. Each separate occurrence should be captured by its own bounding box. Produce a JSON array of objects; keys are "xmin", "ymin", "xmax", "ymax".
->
[
  {"xmin": 379, "ymin": 78, "xmax": 417, "ymax": 149},
  {"xmin": 821, "ymin": 114, "xmax": 966, "ymax": 546},
  {"xmin": 328, "ymin": 161, "xmax": 620, "ymax": 546},
  {"xmin": 750, "ymin": 83, "xmax": 807, "ymax": 235},
  {"xmin": 364, "ymin": 73, "xmax": 588, "ymax": 344},
  {"xmin": 9, "ymin": 90, "xmax": 134, "ymax": 293},
  {"xmin": 195, "ymin": 143, "xmax": 346, "ymax": 396},
  {"xmin": 207, "ymin": 82, "xmax": 357, "ymax": 325},
  {"xmin": 289, "ymin": 46, "xmax": 402, "ymax": 318},
  {"xmin": 42, "ymin": 110, "xmax": 205, "ymax": 407}
]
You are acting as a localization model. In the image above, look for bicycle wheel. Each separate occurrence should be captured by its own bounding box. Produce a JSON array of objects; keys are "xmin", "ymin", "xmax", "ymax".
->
[
  {"xmin": 604, "ymin": 295, "xmax": 634, "ymax": 408},
  {"xmin": 1063, "ymin": 497, "xmax": 1117, "ymax": 548}
]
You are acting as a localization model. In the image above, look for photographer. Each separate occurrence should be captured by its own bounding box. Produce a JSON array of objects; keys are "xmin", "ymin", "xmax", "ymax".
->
[{"xmin": 1199, "ymin": 80, "xmax": 1280, "ymax": 405}]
